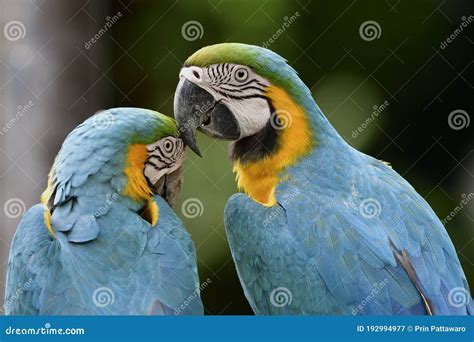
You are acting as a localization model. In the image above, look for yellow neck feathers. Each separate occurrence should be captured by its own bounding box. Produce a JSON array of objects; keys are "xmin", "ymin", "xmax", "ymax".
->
[
  {"xmin": 233, "ymin": 86, "xmax": 313, "ymax": 207},
  {"xmin": 39, "ymin": 144, "xmax": 159, "ymax": 231},
  {"xmin": 124, "ymin": 144, "xmax": 152, "ymax": 202},
  {"xmin": 124, "ymin": 144, "xmax": 158, "ymax": 225}
]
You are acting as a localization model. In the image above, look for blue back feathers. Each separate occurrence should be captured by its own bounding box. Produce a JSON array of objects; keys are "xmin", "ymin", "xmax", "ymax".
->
[
  {"xmin": 5, "ymin": 108, "xmax": 203, "ymax": 315},
  {"xmin": 222, "ymin": 45, "xmax": 473, "ymax": 315}
]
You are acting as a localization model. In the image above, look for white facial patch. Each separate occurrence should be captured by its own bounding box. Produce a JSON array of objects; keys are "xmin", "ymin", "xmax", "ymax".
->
[
  {"xmin": 179, "ymin": 64, "xmax": 272, "ymax": 139},
  {"xmin": 144, "ymin": 137, "xmax": 185, "ymax": 186}
]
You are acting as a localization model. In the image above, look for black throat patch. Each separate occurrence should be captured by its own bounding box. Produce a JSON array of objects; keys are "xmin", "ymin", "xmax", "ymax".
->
[{"xmin": 229, "ymin": 100, "xmax": 279, "ymax": 164}]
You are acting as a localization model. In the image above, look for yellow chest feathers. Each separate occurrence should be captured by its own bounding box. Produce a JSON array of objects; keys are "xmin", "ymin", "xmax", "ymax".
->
[{"xmin": 233, "ymin": 86, "xmax": 313, "ymax": 207}]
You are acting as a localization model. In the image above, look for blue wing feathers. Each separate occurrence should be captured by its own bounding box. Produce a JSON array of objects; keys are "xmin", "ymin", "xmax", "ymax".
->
[
  {"xmin": 6, "ymin": 108, "xmax": 202, "ymax": 315},
  {"xmin": 225, "ymin": 146, "xmax": 472, "ymax": 315},
  {"xmin": 6, "ymin": 197, "xmax": 202, "ymax": 315}
]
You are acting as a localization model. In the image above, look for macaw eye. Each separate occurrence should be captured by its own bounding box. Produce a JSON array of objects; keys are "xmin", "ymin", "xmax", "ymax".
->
[
  {"xmin": 234, "ymin": 68, "xmax": 249, "ymax": 82},
  {"xmin": 163, "ymin": 139, "xmax": 174, "ymax": 153}
]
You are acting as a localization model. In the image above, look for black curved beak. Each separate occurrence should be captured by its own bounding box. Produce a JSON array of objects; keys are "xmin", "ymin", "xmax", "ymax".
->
[
  {"xmin": 151, "ymin": 165, "xmax": 184, "ymax": 208},
  {"xmin": 174, "ymin": 78, "xmax": 240, "ymax": 157}
]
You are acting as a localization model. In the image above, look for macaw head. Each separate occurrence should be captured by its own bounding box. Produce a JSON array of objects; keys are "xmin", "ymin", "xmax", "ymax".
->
[
  {"xmin": 95, "ymin": 109, "xmax": 187, "ymax": 208},
  {"xmin": 140, "ymin": 132, "xmax": 186, "ymax": 208},
  {"xmin": 42, "ymin": 108, "xmax": 187, "ymax": 216},
  {"xmin": 174, "ymin": 43, "xmax": 319, "ymax": 158},
  {"xmin": 174, "ymin": 43, "xmax": 324, "ymax": 206}
]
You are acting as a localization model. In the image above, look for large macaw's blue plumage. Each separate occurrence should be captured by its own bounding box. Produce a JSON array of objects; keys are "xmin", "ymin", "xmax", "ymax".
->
[
  {"xmin": 5, "ymin": 108, "xmax": 203, "ymax": 315},
  {"xmin": 225, "ymin": 153, "xmax": 473, "ymax": 315},
  {"xmin": 178, "ymin": 43, "xmax": 473, "ymax": 315}
]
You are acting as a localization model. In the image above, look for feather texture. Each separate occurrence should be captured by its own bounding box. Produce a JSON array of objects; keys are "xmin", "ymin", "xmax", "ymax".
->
[
  {"xmin": 189, "ymin": 44, "xmax": 474, "ymax": 315},
  {"xmin": 5, "ymin": 108, "xmax": 202, "ymax": 315},
  {"xmin": 225, "ymin": 139, "xmax": 473, "ymax": 315}
]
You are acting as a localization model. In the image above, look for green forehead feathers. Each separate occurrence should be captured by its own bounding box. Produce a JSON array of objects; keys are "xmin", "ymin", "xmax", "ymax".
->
[{"xmin": 184, "ymin": 43, "xmax": 304, "ymax": 100}]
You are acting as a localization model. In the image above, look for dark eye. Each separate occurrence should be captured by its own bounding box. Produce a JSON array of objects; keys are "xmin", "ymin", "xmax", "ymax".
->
[
  {"xmin": 163, "ymin": 139, "xmax": 174, "ymax": 153},
  {"xmin": 234, "ymin": 68, "xmax": 249, "ymax": 82}
]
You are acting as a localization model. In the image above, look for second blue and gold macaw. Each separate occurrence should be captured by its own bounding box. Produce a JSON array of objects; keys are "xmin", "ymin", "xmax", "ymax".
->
[
  {"xmin": 174, "ymin": 43, "xmax": 473, "ymax": 315},
  {"xmin": 5, "ymin": 108, "xmax": 203, "ymax": 315}
]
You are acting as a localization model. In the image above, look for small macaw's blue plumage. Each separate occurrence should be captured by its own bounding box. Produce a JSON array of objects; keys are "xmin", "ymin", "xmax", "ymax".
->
[
  {"xmin": 5, "ymin": 108, "xmax": 203, "ymax": 315},
  {"xmin": 174, "ymin": 43, "xmax": 473, "ymax": 315}
]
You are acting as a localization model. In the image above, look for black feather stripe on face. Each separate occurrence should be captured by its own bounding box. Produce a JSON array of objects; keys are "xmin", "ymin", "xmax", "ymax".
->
[
  {"xmin": 177, "ymin": 63, "xmax": 274, "ymax": 155},
  {"xmin": 143, "ymin": 137, "xmax": 185, "ymax": 192},
  {"xmin": 212, "ymin": 89, "xmax": 268, "ymax": 101},
  {"xmin": 207, "ymin": 63, "xmax": 266, "ymax": 99},
  {"xmin": 145, "ymin": 159, "xmax": 169, "ymax": 171}
]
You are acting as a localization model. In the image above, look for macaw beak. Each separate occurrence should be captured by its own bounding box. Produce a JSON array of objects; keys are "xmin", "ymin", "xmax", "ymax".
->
[
  {"xmin": 151, "ymin": 165, "xmax": 184, "ymax": 208},
  {"xmin": 174, "ymin": 77, "xmax": 240, "ymax": 157}
]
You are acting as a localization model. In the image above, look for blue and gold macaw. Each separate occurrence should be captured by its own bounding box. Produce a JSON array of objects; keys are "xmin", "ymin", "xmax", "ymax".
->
[
  {"xmin": 5, "ymin": 108, "xmax": 203, "ymax": 315},
  {"xmin": 174, "ymin": 43, "xmax": 473, "ymax": 315}
]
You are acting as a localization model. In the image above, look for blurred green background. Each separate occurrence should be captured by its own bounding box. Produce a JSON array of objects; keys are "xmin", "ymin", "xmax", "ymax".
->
[{"xmin": 0, "ymin": 0, "xmax": 472, "ymax": 315}]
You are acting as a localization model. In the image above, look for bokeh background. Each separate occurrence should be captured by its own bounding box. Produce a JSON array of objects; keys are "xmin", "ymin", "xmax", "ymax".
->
[{"xmin": 0, "ymin": 0, "xmax": 472, "ymax": 315}]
